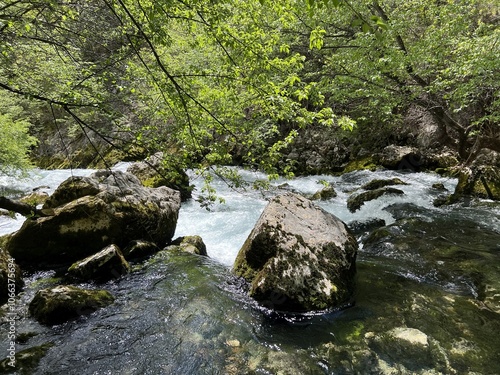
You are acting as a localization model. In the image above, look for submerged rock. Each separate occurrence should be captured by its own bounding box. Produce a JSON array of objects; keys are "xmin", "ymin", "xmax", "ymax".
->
[
  {"xmin": 347, "ymin": 187, "xmax": 405, "ymax": 212},
  {"xmin": 67, "ymin": 244, "xmax": 130, "ymax": 282},
  {"xmin": 29, "ymin": 285, "xmax": 114, "ymax": 325},
  {"xmin": 7, "ymin": 170, "xmax": 181, "ymax": 268},
  {"xmin": 233, "ymin": 193, "xmax": 357, "ymax": 312}
]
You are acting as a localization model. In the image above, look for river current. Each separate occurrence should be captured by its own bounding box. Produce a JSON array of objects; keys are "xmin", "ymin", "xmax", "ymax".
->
[{"xmin": 1, "ymin": 165, "xmax": 499, "ymax": 374}]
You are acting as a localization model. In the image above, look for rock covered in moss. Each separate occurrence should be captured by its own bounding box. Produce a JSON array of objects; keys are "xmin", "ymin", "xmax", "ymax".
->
[
  {"xmin": 347, "ymin": 187, "xmax": 405, "ymax": 212},
  {"xmin": 6, "ymin": 170, "xmax": 181, "ymax": 268},
  {"xmin": 0, "ymin": 342, "xmax": 54, "ymax": 374},
  {"xmin": 0, "ymin": 248, "xmax": 23, "ymax": 304},
  {"xmin": 233, "ymin": 193, "xmax": 357, "ymax": 312},
  {"xmin": 361, "ymin": 177, "xmax": 408, "ymax": 191},
  {"xmin": 310, "ymin": 185, "xmax": 337, "ymax": 201},
  {"xmin": 454, "ymin": 166, "xmax": 500, "ymax": 200},
  {"xmin": 166, "ymin": 236, "xmax": 208, "ymax": 256},
  {"xmin": 68, "ymin": 244, "xmax": 130, "ymax": 282},
  {"xmin": 29, "ymin": 285, "xmax": 114, "ymax": 325},
  {"xmin": 127, "ymin": 152, "xmax": 193, "ymax": 201}
]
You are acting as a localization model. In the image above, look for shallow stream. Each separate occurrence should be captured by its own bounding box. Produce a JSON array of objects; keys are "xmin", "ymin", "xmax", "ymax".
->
[{"xmin": 1, "ymin": 166, "xmax": 499, "ymax": 374}]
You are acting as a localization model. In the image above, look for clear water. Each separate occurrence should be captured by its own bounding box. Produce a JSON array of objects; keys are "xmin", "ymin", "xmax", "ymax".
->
[{"xmin": 1, "ymin": 166, "xmax": 500, "ymax": 374}]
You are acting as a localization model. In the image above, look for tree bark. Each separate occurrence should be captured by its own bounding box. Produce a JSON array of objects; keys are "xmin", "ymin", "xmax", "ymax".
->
[{"xmin": 0, "ymin": 196, "xmax": 49, "ymax": 218}]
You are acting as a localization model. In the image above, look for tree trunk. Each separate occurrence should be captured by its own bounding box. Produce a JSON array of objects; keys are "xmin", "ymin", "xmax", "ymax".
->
[{"xmin": 0, "ymin": 196, "xmax": 50, "ymax": 218}]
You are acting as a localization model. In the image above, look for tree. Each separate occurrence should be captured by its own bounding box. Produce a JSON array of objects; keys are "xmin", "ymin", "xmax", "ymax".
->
[
  {"xmin": 284, "ymin": 0, "xmax": 500, "ymax": 164},
  {"xmin": 0, "ymin": 92, "xmax": 37, "ymax": 177}
]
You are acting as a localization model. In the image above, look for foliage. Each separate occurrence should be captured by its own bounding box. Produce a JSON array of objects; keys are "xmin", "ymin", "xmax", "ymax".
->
[
  {"xmin": 0, "ymin": 92, "xmax": 37, "ymax": 176},
  {"xmin": 0, "ymin": 0, "xmax": 498, "ymax": 183}
]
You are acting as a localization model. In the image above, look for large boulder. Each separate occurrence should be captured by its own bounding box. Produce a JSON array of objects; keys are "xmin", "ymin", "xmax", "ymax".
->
[
  {"xmin": 127, "ymin": 152, "xmax": 193, "ymax": 201},
  {"xmin": 29, "ymin": 285, "xmax": 114, "ymax": 325},
  {"xmin": 233, "ymin": 193, "xmax": 357, "ymax": 312},
  {"xmin": 7, "ymin": 170, "xmax": 181, "ymax": 268},
  {"xmin": 378, "ymin": 145, "xmax": 424, "ymax": 170}
]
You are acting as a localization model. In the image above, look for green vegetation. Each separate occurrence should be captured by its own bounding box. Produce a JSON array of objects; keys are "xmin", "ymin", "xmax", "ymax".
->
[{"xmin": 0, "ymin": 0, "xmax": 498, "ymax": 182}]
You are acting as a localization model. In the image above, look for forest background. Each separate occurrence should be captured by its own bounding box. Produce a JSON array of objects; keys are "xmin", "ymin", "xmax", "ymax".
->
[{"xmin": 0, "ymin": 0, "xmax": 499, "ymax": 199}]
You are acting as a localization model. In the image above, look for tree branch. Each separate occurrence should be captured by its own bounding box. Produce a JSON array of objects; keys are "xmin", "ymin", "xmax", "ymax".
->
[{"xmin": 0, "ymin": 196, "xmax": 50, "ymax": 218}]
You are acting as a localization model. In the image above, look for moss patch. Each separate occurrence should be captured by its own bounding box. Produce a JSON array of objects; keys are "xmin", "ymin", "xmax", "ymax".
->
[{"xmin": 343, "ymin": 157, "xmax": 379, "ymax": 173}]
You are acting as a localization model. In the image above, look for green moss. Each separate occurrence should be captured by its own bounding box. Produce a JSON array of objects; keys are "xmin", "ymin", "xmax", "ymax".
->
[
  {"xmin": 0, "ymin": 342, "xmax": 54, "ymax": 375},
  {"xmin": 361, "ymin": 178, "xmax": 408, "ymax": 190},
  {"xmin": 29, "ymin": 286, "xmax": 115, "ymax": 325},
  {"xmin": 343, "ymin": 157, "xmax": 379, "ymax": 173}
]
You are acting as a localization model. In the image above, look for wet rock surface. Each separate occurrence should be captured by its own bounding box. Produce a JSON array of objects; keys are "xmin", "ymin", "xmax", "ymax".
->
[
  {"xmin": 233, "ymin": 193, "xmax": 357, "ymax": 312},
  {"xmin": 7, "ymin": 170, "xmax": 181, "ymax": 268}
]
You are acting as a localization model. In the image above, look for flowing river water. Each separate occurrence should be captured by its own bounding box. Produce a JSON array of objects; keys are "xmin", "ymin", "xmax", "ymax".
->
[{"xmin": 0, "ymin": 165, "xmax": 499, "ymax": 374}]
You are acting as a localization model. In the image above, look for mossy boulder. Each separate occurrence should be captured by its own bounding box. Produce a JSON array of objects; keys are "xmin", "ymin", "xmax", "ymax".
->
[
  {"xmin": 127, "ymin": 152, "xmax": 193, "ymax": 201},
  {"xmin": 0, "ymin": 342, "xmax": 54, "ymax": 374},
  {"xmin": 454, "ymin": 166, "xmax": 500, "ymax": 200},
  {"xmin": 165, "ymin": 235, "xmax": 208, "ymax": 256},
  {"xmin": 347, "ymin": 187, "xmax": 405, "ymax": 213},
  {"xmin": 310, "ymin": 185, "xmax": 337, "ymax": 201},
  {"xmin": 67, "ymin": 244, "xmax": 130, "ymax": 282},
  {"xmin": 343, "ymin": 156, "xmax": 379, "ymax": 173},
  {"xmin": 29, "ymin": 285, "xmax": 114, "ymax": 325},
  {"xmin": 0, "ymin": 248, "xmax": 23, "ymax": 304},
  {"xmin": 233, "ymin": 193, "xmax": 357, "ymax": 312},
  {"xmin": 6, "ymin": 170, "xmax": 181, "ymax": 268},
  {"xmin": 361, "ymin": 177, "xmax": 408, "ymax": 191}
]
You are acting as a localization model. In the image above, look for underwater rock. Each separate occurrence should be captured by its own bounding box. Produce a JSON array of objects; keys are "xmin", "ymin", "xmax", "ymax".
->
[
  {"xmin": 29, "ymin": 285, "xmax": 114, "ymax": 325},
  {"xmin": 7, "ymin": 170, "xmax": 181, "ymax": 268},
  {"xmin": 347, "ymin": 187, "xmax": 405, "ymax": 212},
  {"xmin": 165, "ymin": 236, "xmax": 208, "ymax": 256},
  {"xmin": 68, "ymin": 244, "xmax": 130, "ymax": 282},
  {"xmin": 233, "ymin": 192, "xmax": 357, "ymax": 312},
  {"xmin": 368, "ymin": 327, "xmax": 433, "ymax": 370}
]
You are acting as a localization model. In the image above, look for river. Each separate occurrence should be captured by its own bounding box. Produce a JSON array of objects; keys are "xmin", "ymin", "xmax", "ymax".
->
[{"xmin": 1, "ymin": 165, "xmax": 499, "ymax": 374}]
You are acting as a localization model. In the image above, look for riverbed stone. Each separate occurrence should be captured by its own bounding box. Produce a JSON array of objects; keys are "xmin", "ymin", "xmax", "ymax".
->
[
  {"xmin": 347, "ymin": 187, "xmax": 405, "ymax": 212},
  {"xmin": 6, "ymin": 170, "xmax": 181, "ymax": 268},
  {"xmin": 67, "ymin": 244, "xmax": 130, "ymax": 282},
  {"xmin": 310, "ymin": 185, "xmax": 337, "ymax": 200},
  {"xmin": 233, "ymin": 192, "xmax": 357, "ymax": 312},
  {"xmin": 29, "ymin": 285, "xmax": 114, "ymax": 325},
  {"xmin": 165, "ymin": 235, "xmax": 208, "ymax": 256},
  {"xmin": 361, "ymin": 177, "xmax": 408, "ymax": 191},
  {"xmin": 368, "ymin": 327, "xmax": 433, "ymax": 370}
]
